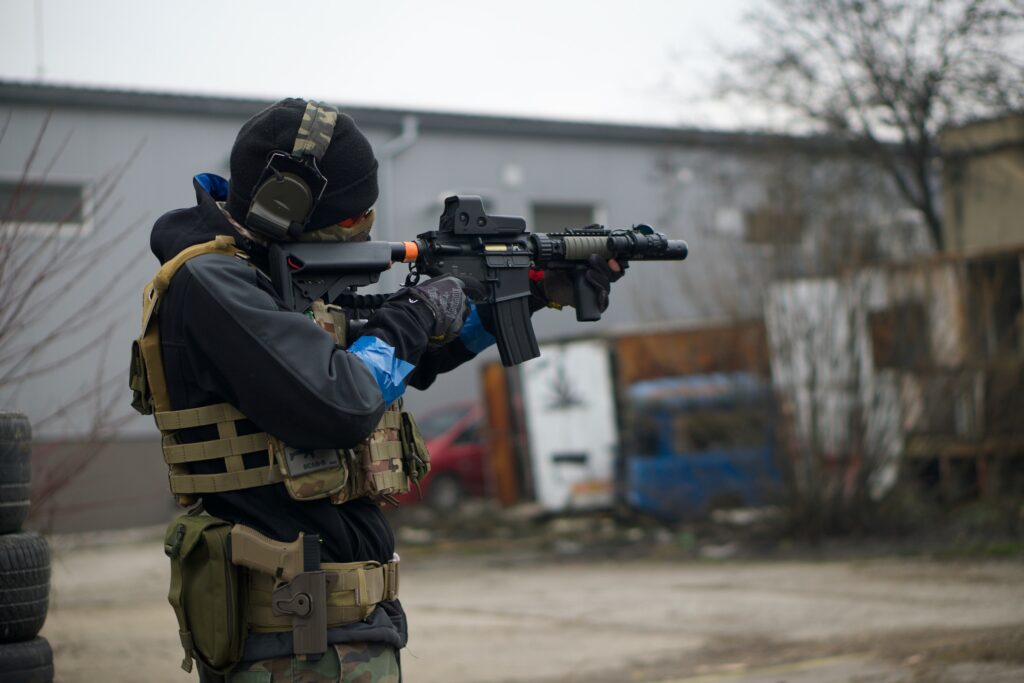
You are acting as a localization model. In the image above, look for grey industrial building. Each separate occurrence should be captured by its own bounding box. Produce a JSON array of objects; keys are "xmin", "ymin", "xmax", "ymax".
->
[{"xmin": 1, "ymin": 81, "xmax": 845, "ymax": 531}]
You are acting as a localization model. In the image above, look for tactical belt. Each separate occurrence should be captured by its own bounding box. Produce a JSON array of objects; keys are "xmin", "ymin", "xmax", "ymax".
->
[
  {"xmin": 229, "ymin": 523, "xmax": 399, "ymax": 656},
  {"xmin": 247, "ymin": 559, "xmax": 399, "ymax": 633}
]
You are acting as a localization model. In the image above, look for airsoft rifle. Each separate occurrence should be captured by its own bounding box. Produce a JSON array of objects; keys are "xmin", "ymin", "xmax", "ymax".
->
[{"xmin": 268, "ymin": 195, "xmax": 688, "ymax": 366}]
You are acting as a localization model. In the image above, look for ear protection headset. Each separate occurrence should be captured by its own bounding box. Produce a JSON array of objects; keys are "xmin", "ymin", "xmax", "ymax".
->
[{"xmin": 245, "ymin": 100, "xmax": 339, "ymax": 240}]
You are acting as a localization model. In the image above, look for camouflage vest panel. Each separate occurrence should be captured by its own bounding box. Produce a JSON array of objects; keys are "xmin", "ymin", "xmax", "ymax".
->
[{"xmin": 300, "ymin": 301, "xmax": 412, "ymax": 504}]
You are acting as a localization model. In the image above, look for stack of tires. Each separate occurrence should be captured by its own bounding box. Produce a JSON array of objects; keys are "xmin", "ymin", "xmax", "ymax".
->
[{"xmin": 0, "ymin": 413, "xmax": 54, "ymax": 683}]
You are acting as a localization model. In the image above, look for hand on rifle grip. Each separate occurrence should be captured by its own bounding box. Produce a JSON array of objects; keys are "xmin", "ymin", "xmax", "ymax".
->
[{"xmin": 572, "ymin": 256, "xmax": 623, "ymax": 321}]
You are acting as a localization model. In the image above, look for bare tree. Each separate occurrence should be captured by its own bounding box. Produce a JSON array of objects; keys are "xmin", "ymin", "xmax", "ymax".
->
[
  {"xmin": 646, "ymin": 142, "xmax": 946, "ymax": 535},
  {"xmin": 720, "ymin": 0, "xmax": 1024, "ymax": 250},
  {"xmin": 0, "ymin": 111, "xmax": 145, "ymax": 528}
]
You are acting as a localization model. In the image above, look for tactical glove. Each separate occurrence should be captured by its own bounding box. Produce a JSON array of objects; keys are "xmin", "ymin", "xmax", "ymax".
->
[
  {"xmin": 409, "ymin": 275, "xmax": 471, "ymax": 347},
  {"xmin": 531, "ymin": 256, "xmax": 624, "ymax": 313}
]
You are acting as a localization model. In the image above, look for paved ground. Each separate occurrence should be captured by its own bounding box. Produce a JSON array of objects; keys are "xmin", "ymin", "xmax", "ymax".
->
[{"xmin": 42, "ymin": 531, "xmax": 1024, "ymax": 683}]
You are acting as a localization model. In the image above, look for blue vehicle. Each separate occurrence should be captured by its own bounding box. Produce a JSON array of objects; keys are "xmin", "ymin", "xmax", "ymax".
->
[{"xmin": 624, "ymin": 373, "xmax": 782, "ymax": 519}]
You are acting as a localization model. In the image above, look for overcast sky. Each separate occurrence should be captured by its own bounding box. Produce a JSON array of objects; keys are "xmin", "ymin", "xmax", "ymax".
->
[{"xmin": 0, "ymin": 0, "xmax": 760, "ymax": 127}]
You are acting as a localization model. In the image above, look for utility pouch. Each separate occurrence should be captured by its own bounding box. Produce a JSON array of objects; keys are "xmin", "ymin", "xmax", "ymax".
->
[
  {"xmin": 352, "ymin": 405, "xmax": 410, "ymax": 500},
  {"xmin": 399, "ymin": 411, "xmax": 431, "ymax": 484},
  {"xmin": 268, "ymin": 436, "xmax": 350, "ymax": 502},
  {"xmin": 164, "ymin": 512, "xmax": 246, "ymax": 674},
  {"xmin": 129, "ymin": 339, "xmax": 153, "ymax": 415}
]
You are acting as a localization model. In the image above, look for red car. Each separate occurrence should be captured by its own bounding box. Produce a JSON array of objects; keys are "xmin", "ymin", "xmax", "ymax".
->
[{"xmin": 396, "ymin": 401, "xmax": 487, "ymax": 510}]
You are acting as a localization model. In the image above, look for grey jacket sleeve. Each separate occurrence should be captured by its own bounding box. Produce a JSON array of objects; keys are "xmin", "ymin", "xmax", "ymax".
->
[{"xmin": 180, "ymin": 255, "xmax": 386, "ymax": 449}]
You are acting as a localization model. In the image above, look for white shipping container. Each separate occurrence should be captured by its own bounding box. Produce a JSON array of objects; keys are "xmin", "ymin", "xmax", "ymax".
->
[{"xmin": 520, "ymin": 340, "xmax": 618, "ymax": 512}]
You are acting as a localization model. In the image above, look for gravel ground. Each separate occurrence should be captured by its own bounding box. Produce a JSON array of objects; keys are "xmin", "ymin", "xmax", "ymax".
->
[{"xmin": 40, "ymin": 530, "xmax": 1024, "ymax": 683}]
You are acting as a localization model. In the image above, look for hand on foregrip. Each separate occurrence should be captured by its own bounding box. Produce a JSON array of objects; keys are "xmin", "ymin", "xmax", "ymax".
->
[
  {"xmin": 537, "ymin": 256, "xmax": 623, "ymax": 313},
  {"xmin": 411, "ymin": 275, "xmax": 470, "ymax": 347},
  {"xmin": 582, "ymin": 255, "xmax": 624, "ymax": 313}
]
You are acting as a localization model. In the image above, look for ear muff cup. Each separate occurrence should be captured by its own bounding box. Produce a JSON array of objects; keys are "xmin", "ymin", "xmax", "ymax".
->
[{"xmin": 247, "ymin": 172, "xmax": 315, "ymax": 239}]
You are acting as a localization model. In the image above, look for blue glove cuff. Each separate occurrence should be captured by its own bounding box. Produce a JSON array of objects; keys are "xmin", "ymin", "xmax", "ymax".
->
[
  {"xmin": 349, "ymin": 336, "xmax": 415, "ymax": 405},
  {"xmin": 459, "ymin": 303, "xmax": 496, "ymax": 354}
]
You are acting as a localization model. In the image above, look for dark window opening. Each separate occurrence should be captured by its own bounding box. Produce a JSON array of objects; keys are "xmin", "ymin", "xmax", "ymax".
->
[
  {"xmin": 453, "ymin": 420, "xmax": 481, "ymax": 446},
  {"xmin": 416, "ymin": 406, "xmax": 468, "ymax": 441},
  {"xmin": 744, "ymin": 206, "xmax": 805, "ymax": 244},
  {"xmin": 532, "ymin": 203, "xmax": 595, "ymax": 233},
  {"xmin": 630, "ymin": 415, "xmax": 663, "ymax": 457},
  {"xmin": 671, "ymin": 409, "xmax": 770, "ymax": 452},
  {"xmin": 870, "ymin": 302, "xmax": 931, "ymax": 369},
  {"xmin": 0, "ymin": 181, "xmax": 86, "ymax": 226},
  {"xmin": 967, "ymin": 256, "xmax": 1022, "ymax": 359}
]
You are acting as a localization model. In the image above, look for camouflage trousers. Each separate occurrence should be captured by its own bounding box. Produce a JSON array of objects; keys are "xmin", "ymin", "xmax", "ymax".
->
[{"xmin": 225, "ymin": 643, "xmax": 400, "ymax": 683}]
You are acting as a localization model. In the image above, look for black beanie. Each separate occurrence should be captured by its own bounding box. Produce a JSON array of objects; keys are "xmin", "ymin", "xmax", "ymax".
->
[{"xmin": 226, "ymin": 98, "xmax": 379, "ymax": 232}]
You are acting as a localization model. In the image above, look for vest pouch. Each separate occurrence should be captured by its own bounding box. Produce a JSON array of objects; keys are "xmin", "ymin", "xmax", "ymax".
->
[
  {"xmin": 164, "ymin": 513, "xmax": 246, "ymax": 674},
  {"xmin": 268, "ymin": 436, "xmax": 350, "ymax": 502},
  {"xmin": 334, "ymin": 406, "xmax": 418, "ymax": 502},
  {"xmin": 129, "ymin": 339, "xmax": 153, "ymax": 415},
  {"xmin": 400, "ymin": 411, "xmax": 431, "ymax": 484},
  {"xmin": 358, "ymin": 419, "xmax": 411, "ymax": 498}
]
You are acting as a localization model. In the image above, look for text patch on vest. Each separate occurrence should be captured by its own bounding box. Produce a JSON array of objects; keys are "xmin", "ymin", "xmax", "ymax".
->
[{"xmin": 281, "ymin": 447, "xmax": 342, "ymax": 477}]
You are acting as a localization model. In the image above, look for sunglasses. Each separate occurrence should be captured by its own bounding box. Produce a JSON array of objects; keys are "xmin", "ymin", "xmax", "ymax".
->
[{"xmin": 337, "ymin": 209, "xmax": 373, "ymax": 228}]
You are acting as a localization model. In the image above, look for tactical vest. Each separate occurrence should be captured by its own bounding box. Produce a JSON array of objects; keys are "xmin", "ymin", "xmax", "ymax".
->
[{"xmin": 129, "ymin": 235, "xmax": 429, "ymax": 507}]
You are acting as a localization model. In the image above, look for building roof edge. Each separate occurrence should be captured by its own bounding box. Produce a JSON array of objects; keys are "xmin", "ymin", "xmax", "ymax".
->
[{"xmin": 0, "ymin": 80, "xmax": 839, "ymax": 150}]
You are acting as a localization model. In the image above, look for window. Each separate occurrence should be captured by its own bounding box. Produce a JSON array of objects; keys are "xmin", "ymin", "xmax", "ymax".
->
[
  {"xmin": 671, "ymin": 408, "xmax": 770, "ymax": 453},
  {"xmin": 0, "ymin": 181, "xmax": 89, "ymax": 233},
  {"xmin": 453, "ymin": 420, "xmax": 481, "ymax": 446},
  {"xmin": 869, "ymin": 303, "xmax": 930, "ymax": 369},
  {"xmin": 416, "ymin": 406, "xmax": 468, "ymax": 441},
  {"xmin": 967, "ymin": 256, "xmax": 1023, "ymax": 359},
  {"xmin": 630, "ymin": 415, "xmax": 664, "ymax": 457},
  {"xmin": 744, "ymin": 206, "xmax": 805, "ymax": 244},
  {"xmin": 532, "ymin": 203, "xmax": 596, "ymax": 232}
]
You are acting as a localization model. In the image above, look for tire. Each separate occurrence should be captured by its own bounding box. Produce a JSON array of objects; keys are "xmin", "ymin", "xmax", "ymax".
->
[
  {"xmin": 0, "ymin": 413, "xmax": 32, "ymax": 534},
  {"xmin": 0, "ymin": 532, "xmax": 50, "ymax": 643},
  {"xmin": 427, "ymin": 473, "xmax": 464, "ymax": 513},
  {"xmin": 0, "ymin": 637, "xmax": 54, "ymax": 683},
  {"xmin": 0, "ymin": 482, "xmax": 31, "ymax": 535},
  {"xmin": 0, "ymin": 413, "xmax": 32, "ymax": 443}
]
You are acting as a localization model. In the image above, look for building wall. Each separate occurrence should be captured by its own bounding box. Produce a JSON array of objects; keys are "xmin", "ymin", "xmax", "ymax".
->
[
  {"xmin": 941, "ymin": 115, "xmax": 1024, "ymax": 253},
  {"xmin": 0, "ymin": 85, "xmax": 825, "ymax": 530},
  {"xmin": 765, "ymin": 249, "xmax": 1023, "ymax": 501}
]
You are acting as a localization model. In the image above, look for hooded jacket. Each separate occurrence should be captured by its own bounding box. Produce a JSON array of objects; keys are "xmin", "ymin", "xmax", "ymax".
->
[{"xmin": 150, "ymin": 174, "xmax": 492, "ymax": 660}]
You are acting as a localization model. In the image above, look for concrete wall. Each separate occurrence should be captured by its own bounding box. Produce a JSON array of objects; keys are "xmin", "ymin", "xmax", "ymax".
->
[{"xmin": 941, "ymin": 115, "xmax": 1024, "ymax": 253}]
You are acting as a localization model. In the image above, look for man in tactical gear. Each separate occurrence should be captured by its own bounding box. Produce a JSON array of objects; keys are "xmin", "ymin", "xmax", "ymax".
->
[{"xmin": 134, "ymin": 98, "xmax": 623, "ymax": 683}]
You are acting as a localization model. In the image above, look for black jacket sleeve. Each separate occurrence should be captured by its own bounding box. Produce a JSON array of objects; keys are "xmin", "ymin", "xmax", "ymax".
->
[{"xmin": 178, "ymin": 254, "xmax": 403, "ymax": 449}]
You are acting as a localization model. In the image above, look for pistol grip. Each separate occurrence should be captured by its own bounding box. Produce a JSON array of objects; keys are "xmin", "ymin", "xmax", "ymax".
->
[{"xmin": 229, "ymin": 524, "xmax": 306, "ymax": 582}]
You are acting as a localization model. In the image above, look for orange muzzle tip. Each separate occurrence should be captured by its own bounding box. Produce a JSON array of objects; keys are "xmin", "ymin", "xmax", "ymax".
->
[{"xmin": 403, "ymin": 241, "xmax": 419, "ymax": 262}]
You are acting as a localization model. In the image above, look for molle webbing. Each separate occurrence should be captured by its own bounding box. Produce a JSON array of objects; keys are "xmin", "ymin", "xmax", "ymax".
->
[
  {"xmin": 155, "ymin": 403, "xmax": 245, "ymax": 430},
  {"xmin": 133, "ymin": 236, "xmax": 268, "ymax": 503},
  {"xmin": 350, "ymin": 408, "xmax": 409, "ymax": 498},
  {"xmin": 160, "ymin": 402, "xmax": 281, "ymax": 496},
  {"xmin": 247, "ymin": 560, "xmax": 399, "ymax": 633},
  {"xmin": 134, "ymin": 235, "xmax": 419, "ymax": 505}
]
